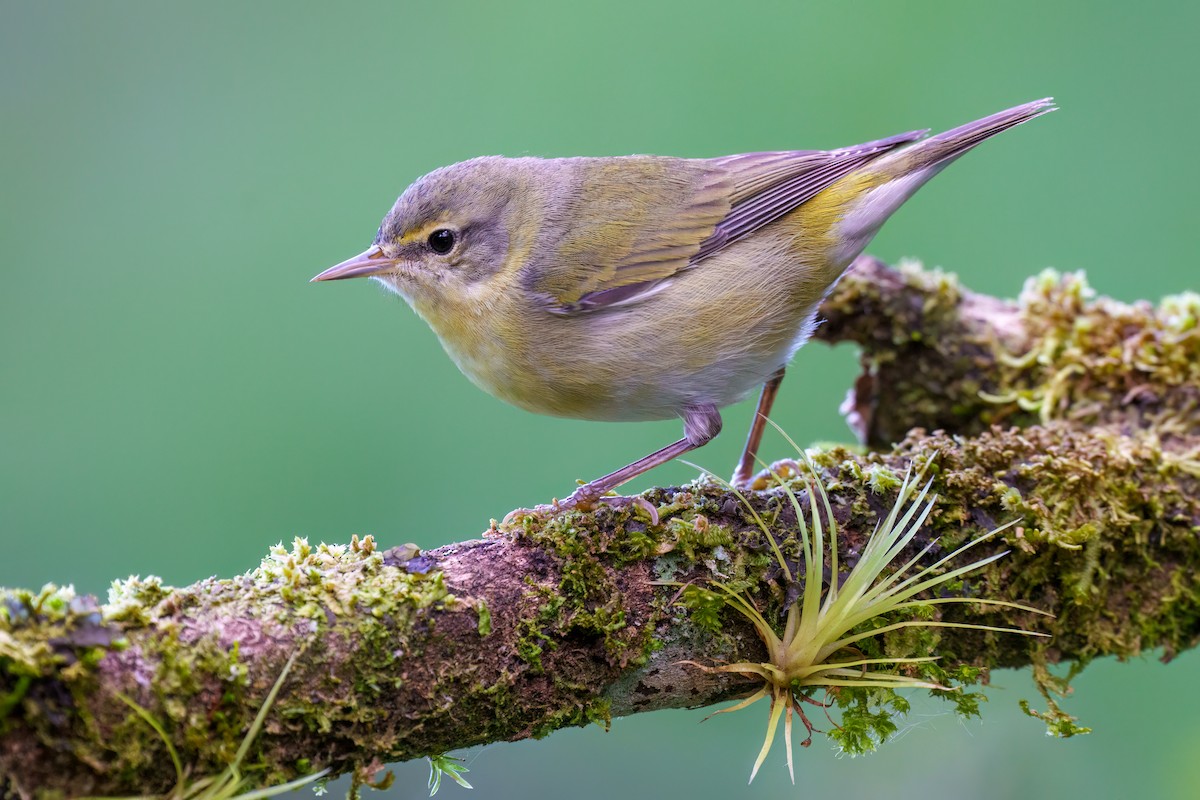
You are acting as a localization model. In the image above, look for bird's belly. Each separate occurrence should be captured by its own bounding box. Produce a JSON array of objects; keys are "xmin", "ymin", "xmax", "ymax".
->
[
  {"xmin": 439, "ymin": 294, "xmax": 820, "ymax": 424},
  {"xmin": 453, "ymin": 342, "xmax": 784, "ymax": 423}
]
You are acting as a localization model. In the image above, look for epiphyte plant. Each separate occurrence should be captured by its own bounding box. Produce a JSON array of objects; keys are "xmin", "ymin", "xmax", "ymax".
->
[{"xmin": 684, "ymin": 450, "xmax": 1051, "ymax": 783}]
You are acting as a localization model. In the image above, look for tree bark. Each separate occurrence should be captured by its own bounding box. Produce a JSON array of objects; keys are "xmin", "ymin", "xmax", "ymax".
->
[{"xmin": 2, "ymin": 258, "xmax": 1197, "ymax": 798}]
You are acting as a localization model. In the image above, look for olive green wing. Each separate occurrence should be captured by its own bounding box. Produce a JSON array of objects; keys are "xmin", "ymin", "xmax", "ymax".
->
[
  {"xmin": 526, "ymin": 156, "xmax": 731, "ymax": 313},
  {"xmin": 531, "ymin": 131, "xmax": 926, "ymax": 314},
  {"xmin": 694, "ymin": 129, "xmax": 927, "ymax": 263}
]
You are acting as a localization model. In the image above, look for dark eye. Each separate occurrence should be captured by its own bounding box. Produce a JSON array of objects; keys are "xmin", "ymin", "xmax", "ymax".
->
[{"xmin": 427, "ymin": 228, "xmax": 456, "ymax": 254}]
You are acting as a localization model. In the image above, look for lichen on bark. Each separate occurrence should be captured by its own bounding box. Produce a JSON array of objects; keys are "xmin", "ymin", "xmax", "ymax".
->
[{"xmin": 1, "ymin": 257, "xmax": 1197, "ymax": 798}]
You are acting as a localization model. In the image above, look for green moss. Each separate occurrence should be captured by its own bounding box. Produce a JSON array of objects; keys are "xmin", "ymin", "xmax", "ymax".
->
[
  {"xmin": 826, "ymin": 688, "xmax": 907, "ymax": 756},
  {"xmin": 529, "ymin": 697, "xmax": 612, "ymax": 740},
  {"xmin": 476, "ymin": 599, "xmax": 492, "ymax": 636},
  {"xmin": 1021, "ymin": 659, "xmax": 1092, "ymax": 738},
  {"xmin": 509, "ymin": 494, "xmax": 738, "ymax": 675},
  {"xmin": 0, "ymin": 674, "xmax": 31, "ymax": 730},
  {"xmin": 1, "ymin": 535, "xmax": 468, "ymax": 792},
  {"xmin": 105, "ymin": 575, "xmax": 175, "ymax": 624},
  {"xmin": 679, "ymin": 586, "xmax": 727, "ymax": 633},
  {"xmin": 863, "ymin": 463, "xmax": 904, "ymax": 494},
  {"xmin": 515, "ymin": 582, "xmax": 565, "ymax": 672},
  {"xmin": 662, "ymin": 513, "xmax": 735, "ymax": 562},
  {"xmin": 984, "ymin": 270, "xmax": 1200, "ymax": 431},
  {"xmin": 1, "ymin": 584, "xmax": 117, "ymax": 722},
  {"xmin": 819, "ymin": 262, "xmax": 1200, "ymax": 449}
]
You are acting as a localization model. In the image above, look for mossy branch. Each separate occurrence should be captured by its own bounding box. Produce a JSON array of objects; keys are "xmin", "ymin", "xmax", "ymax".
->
[{"xmin": 2, "ymin": 259, "xmax": 1197, "ymax": 798}]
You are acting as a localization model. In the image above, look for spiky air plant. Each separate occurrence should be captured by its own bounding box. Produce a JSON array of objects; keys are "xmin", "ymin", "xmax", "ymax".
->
[{"xmin": 684, "ymin": 450, "xmax": 1050, "ymax": 784}]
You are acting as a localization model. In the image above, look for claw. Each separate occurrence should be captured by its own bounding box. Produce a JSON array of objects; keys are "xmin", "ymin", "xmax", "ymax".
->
[
  {"xmin": 561, "ymin": 482, "xmax": 660, "ymax": 524},
  {"xmin": 598, "ymin": 495, "xmax": 660, "ymax": 525},
  {"xmin": 500, "ymin": 502, "xmax": 561, "ymax": 527}
]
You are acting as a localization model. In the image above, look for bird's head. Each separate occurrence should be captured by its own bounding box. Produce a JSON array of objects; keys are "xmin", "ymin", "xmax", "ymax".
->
[{"xmin": 312, "ymin": 157, "xmax": 536, "ymax": 310}]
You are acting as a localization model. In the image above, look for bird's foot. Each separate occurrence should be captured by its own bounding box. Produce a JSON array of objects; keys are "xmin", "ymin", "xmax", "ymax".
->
[
  {"xmin": 562, "ymin": 483, "xmax": 661, "ymax": 524},
  {"xmin": 500, "ymin": 502, "xmax": 562, "ymax": 528}
]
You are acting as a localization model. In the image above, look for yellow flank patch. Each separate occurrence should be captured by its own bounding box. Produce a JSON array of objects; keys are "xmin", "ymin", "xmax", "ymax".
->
[{"xmin": 802, "ymin": 172, "xmax": 882, "ymax": 230}]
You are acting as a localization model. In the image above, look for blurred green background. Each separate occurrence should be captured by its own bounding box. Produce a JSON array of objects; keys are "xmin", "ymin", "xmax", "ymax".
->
[{"xmin": 3, "ymin": 1, "xmax": 1198, "ymax": 797}]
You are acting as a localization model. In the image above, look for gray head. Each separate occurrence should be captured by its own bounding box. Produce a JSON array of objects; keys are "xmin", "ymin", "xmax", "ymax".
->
[{"xmin": 311, "ymin": 156, "xmax": 536, "ymax": 303}]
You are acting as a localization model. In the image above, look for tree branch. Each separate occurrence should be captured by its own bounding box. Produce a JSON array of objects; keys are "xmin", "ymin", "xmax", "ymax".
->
[{"xmin": 2, "ymin": 258, "xmax": 1198, "ymax": 798}]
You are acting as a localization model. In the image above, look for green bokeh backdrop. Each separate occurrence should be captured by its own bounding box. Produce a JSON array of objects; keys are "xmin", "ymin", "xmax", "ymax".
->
[{"xmin": 3, "ymin": 1, "xmax": 1198, "ymax": 797}]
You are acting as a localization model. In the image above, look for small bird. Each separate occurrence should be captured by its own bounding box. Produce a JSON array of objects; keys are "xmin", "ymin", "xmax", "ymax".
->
[{"xmin": 314, "ymin": 99, "xmax": 1054, "ymax": 510}]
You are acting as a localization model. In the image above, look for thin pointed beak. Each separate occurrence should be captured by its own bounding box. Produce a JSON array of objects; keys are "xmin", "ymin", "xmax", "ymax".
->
[{"xmin": 310, "ymin": 246, "xmax": 399, "ymax": 282}]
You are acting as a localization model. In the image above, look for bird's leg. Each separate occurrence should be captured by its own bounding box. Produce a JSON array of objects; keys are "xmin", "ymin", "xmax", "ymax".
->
[
  {"xmin": 562, "ymin": 404, "xmax": 723, "ymax": 511},
  {"xmin": 731, "ymin": 367, "xmax": 786, "ymax": 489}
]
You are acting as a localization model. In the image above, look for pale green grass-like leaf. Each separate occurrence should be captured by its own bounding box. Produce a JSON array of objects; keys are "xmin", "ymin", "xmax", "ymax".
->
[
  {"xmin": 683, "ymin": 441, "xmax": 1050, "ymax": 783},
  {"xmin": 84, "ymin": 651, "xmax": 330, "ymax": 800},
  {"xmin": 427, "ymin": 754, "xmax": 472, "ymax": 795}
]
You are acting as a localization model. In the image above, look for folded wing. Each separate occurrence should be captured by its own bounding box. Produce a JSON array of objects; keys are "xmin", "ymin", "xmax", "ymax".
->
[{"xmin": 534, "ymin": 130, "xmax": 926, "ymax": 314}]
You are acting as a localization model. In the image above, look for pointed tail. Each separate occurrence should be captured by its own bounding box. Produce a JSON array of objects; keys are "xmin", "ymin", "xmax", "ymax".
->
[
  {"xmin": 826, "ymin": 98, "xmax": 1056, "ymax": 267},
  {"xmin": 879, "ymin": 97, "xmax": 1057, "ymax": 178}
]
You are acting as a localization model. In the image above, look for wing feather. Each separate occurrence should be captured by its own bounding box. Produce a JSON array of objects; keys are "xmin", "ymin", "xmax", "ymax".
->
[
  {"xmin": 532, "ymin": 130, "xmax": 927, "ymax": 314},
  {"xmin": 531, "ymin": 157, "xmax": 731, "ymax": 312},
  {"xmin": 694, "ymin": 130, "xmax": 927, "ymax": 262}
]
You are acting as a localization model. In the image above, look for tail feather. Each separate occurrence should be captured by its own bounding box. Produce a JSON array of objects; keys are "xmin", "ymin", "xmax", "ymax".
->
[
  {"xmin": 887, "ymin": 98, "xmax": 1057, "ymax": 175},
  {"xmin": 828, "ymin": 98, "xmax": 1055, "ymax": 266}
]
